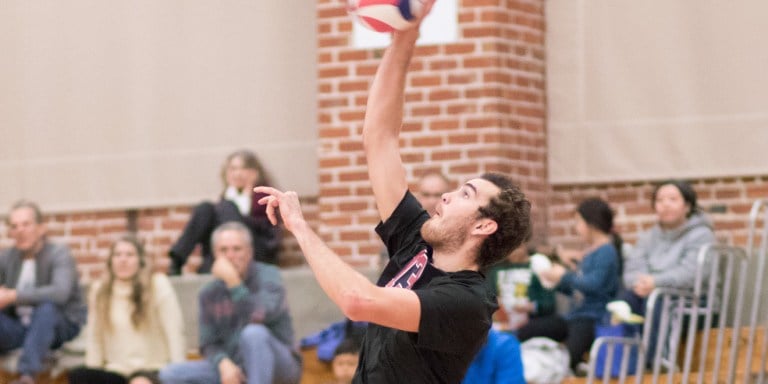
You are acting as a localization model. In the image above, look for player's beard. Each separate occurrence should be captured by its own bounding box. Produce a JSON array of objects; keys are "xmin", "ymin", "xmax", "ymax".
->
[{"xmin": 421, "ymin": 215, "xmax": 470, "ymax": 253}]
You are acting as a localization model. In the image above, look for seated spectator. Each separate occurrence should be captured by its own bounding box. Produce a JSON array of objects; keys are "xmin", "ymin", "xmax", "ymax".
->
[
  {"xmin": 169, "ymin": 149, "xmax": 281, "ymax": 274},
  {"xmin": 622, "ymin": 179, "xmax": 715, "ymax": 304},
  {"xmin": 0, "ymin": 200, "xmax": 85, "ymax": 384},
  {"xmin": 414, "ymin": 171, "xmax": 451, "ymax": 217},
  {"xmin": 536, "ymin": 198, "xmax": 622, "ymax": 372},
  {"xmin": 461, "ymin": 329, "xmax": 525, "ymax": 384},
  {"xmin": 485, "ymin": 245, "xmax": 558, "ymax": 338},
  {"xmin": 326, "ymin": 337, "xmax": 362, "ymax": 384},
  {"xmin": 159, "ymin": 222, "xmax": 300, "ymax": 384},
  {"xmin": 620, "ymin": 179, "xmax": 715, "ymax": 360},
  {"xmin": 68, "ymin": 236, "xmax": 185, "ymax": 384}
]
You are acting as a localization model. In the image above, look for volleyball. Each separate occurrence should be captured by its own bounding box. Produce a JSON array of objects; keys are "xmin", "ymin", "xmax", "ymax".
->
[{"xmin": 348, "ymin": 0, "xmax": 426, "ymax": 33}]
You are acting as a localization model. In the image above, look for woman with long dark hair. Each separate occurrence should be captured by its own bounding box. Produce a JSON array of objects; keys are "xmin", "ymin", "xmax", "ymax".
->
[
  {"xmin": 68, "ymin": 236, "xmax": 185, "ymax": 384},
  {"xmin": 536, "ymin": 197, "xmax": 623, "ymax": 371}
]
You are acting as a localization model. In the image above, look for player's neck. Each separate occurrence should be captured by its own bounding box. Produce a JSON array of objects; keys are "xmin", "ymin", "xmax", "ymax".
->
[{"xmin": 432, "ymin": 247, "xmax": 479, "ymax": 272}]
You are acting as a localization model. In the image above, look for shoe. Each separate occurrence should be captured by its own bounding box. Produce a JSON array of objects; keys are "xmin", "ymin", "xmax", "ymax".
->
[
  {"xmin": 10, "ymin": 374, "xmax": 35, "ymax": 384},
  {"xmin": 167, "ymin": 252, "xmax": 183, "ymax": 275},
  {"xmin": 574, "ymin": 361, "xmax": 590, "ymax": 377}
]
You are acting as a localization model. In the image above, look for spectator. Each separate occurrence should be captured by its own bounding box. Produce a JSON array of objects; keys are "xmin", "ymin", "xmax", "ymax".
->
[
  {"xmin": 485, "ymin": 245, "xmax": 558, "ymax": 337},
  {"xmin": 326, "ymin": 338, "xmax": 362, "ymax": 384},
  {"xmin": 414, "ymin": 171, "xmax": 451, "ymax": 217},
  {"xmin": 537, "ymin": 197, "xmax": 622, "ymax": 372},
  {"xmin": 68, "ymin": 236, "xmax": 185, "ymax": 384},
  {"xmin": 461, "ymin": 329, "xmax": 525, "ymax": 384},
  {"xmin": 0, "ymin": 200, "xmax": 85, "ymax": 384},
  {"xmin": 169, "ymin": 149, "xmax": 281, "ymax": 274},
  {"xmin": 622, "ymin": 180, "xmax": 715, "ymax": 303},
  {"xmin": 159, "ymin": 222, "xmax": 300, "ymax": 384},
  {"xmin": 620, "ymin": 179, "xmax": 715, "ymax": 361}
]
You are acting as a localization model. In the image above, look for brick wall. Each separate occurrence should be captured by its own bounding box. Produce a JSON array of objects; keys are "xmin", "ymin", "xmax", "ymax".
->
[
  {"xmin": 316, "ymin": 0, "xmax": 548, "ymax": 266},
  {"xmin": 548, "ymin": 176, "xmax": 768, "ymax": 250}
]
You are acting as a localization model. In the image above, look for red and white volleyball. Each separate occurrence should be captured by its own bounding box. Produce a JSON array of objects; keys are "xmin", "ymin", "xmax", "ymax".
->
[{"xmin": 347, "ymin": 0, "xmax": 426, "ymax": 33}]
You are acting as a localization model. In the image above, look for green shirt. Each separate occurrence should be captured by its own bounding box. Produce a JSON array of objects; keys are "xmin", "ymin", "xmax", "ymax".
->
[{"xmin": 487, "ymin": 260, "xmax": 556, "ymax": 317}]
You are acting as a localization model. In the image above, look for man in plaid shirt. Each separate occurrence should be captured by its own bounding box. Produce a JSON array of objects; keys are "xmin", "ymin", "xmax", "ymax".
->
[{"xmin": 160, "ymin": 222, "xmax": 300, "ymax": 384}]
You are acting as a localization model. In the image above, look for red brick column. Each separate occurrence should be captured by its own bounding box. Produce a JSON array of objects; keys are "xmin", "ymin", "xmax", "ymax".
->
[{"xmin": 316, "ymin": 0, "xmax": 548, "ymax": 265}]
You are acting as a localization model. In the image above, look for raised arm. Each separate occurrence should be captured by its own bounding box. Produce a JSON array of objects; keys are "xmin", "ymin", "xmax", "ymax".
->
[{"xmin": 362, "ymin": 3, "xmax": 434, "ymax": 222}]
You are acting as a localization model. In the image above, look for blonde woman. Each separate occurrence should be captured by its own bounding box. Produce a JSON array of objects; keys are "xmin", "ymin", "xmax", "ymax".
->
[{"xmin": 68, "ymin": 236, "xmax": 185, "ymax": 384}]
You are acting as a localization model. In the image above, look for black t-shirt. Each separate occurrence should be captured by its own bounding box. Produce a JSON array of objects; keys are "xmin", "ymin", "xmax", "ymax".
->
[{"xmin": 353, "ymin": 191, "xmax": 498, "ymax": 384}]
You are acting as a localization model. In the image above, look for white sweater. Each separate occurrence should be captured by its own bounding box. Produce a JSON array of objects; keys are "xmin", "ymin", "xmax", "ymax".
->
[{"xmin": 85, "ymin": 274, "xmax": 186, "ymax": 375}]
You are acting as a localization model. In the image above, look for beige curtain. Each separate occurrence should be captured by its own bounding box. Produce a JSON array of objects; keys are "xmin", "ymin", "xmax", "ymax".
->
[
  {"xmin": 547, "ymin": 0, "xmax": 768, "ymax": 184},
  {"xmin": 0, "ymin": 0, "xmax": 317, "ymax": 212}
]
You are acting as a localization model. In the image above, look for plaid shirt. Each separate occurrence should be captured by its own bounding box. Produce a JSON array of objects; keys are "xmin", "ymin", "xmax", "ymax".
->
[{"xmin": 198, "ymin": 261, "xmax": 297, "ymax": 367}]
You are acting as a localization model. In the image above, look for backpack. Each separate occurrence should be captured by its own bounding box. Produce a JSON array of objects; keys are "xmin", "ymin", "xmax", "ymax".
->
[
  {"xmin": 520, "ymin": 337, "xmax": 570, "ymax": 384},
  {"xmin": 300, "ymin": 319, "xmax": 367, "ymax": 362}
]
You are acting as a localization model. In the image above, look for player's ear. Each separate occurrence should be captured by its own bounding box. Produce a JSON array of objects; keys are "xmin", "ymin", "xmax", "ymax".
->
[{"xmin": 472, "ymin": 218, "xmax": 497, "ymax": 236}]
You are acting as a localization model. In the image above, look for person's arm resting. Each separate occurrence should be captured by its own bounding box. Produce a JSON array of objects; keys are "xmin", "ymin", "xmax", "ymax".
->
[{"xmin": 15, "ymin": 247, "xmax": 75, "ymax": 305}]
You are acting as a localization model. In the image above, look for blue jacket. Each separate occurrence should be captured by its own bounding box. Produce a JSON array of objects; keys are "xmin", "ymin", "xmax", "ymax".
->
[
  {"xmin": 461, "ymin": 329, "xmax": 525, "ymax": 384},
  {"xmin": 559, "ymin": 243, "xmax": 620, "ymax": 320}
]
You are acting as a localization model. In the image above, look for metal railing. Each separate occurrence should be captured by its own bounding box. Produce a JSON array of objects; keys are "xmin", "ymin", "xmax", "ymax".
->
[{"xmin": 584, "ymin": 198, "xmax": 767, "ymax": 384}]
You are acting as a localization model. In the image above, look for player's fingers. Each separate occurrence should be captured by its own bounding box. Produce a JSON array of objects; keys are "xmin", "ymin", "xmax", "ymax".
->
[
  {"xmin": 253, "ymin": 185, "xmax": 283, "ymax": 196},
  {"xmin": 265, "ymin": 196, "xmax": 278, "ymax": 225}
]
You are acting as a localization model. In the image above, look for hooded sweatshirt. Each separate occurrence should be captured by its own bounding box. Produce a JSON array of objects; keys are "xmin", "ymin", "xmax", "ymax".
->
[{"xmin": 623, "ymin": 212, "xmax": 715, "ymax": 290}]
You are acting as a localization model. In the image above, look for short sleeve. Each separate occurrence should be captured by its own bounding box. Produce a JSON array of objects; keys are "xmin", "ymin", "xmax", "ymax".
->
[
  {"xmin": 375, "ymin": 191, "xmax": 429, "ymax": 261},
  {"xmin": 414, "ymin": 280, "xmax": 492, "ymax": 354}
]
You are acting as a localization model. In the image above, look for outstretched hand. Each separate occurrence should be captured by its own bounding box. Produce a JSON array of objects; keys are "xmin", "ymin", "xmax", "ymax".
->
[
  {"xmin": 414, "ymin": 0, "xmax": 437, "ymax": 25},
  {"xmin": 393, "ymin": 0, "xmax": 436, "ymax": 38},
  {"xmin": 254, "ymin": 186, "xmax": 306, "ymax": 233}
]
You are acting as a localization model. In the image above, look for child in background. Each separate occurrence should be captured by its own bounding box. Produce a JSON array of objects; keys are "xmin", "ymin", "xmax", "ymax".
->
[
  {"xmin": 486, "ymin": 245, "xmax": 558, "ymax": 338},
  {"xmin": 327, "ymin": 338, "xmax": 361, "ymax": 384}
]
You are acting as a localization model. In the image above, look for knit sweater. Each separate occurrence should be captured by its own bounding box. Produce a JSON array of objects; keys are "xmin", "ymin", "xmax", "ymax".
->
[
  {"xmin": 198, "ymin": 261, "xmax": 297, "ymax": 367},
  {"xmin": 85, "ymin": 274, "xmax": 186, "ymax": 376}
]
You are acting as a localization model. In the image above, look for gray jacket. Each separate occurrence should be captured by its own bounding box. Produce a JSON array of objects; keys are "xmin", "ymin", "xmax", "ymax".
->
[
  {"xmin": 0, "ymin": 241, "xmax": 86, "ymax": 325},
  {"xmin": 623, "ymin": 212, "xmax": 716, "ymax": 290}
]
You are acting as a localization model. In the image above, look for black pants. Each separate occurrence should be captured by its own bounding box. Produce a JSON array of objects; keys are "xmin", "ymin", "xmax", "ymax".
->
[
  {"xmin": 565, "ymin": 317, "xmax": 597, "ymax": 370},
  {"xmin": 68, "ymin": 367, "xmax": 127, "ymax": 384},
  {"xmin": 517, "ymin": 314, "xmax": 569, "ymax": 343},
  {"xmin": 68, "ymin": 367, "xmax": 160, "ymax": 384},
  {"xmin": 169, "ymin": 200, "xmax": 281, "ymax": 273}
]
